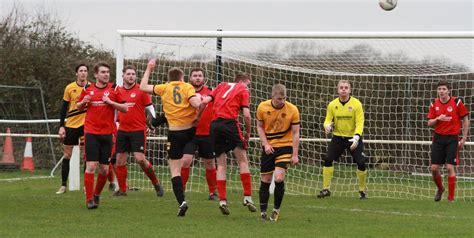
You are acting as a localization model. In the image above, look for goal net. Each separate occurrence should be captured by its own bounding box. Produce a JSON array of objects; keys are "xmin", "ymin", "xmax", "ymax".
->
[
  {"xmin": 117, "ymin": 31, "xmax": 473, "ymax": 200},
  {"xmin": 0, "ymin": 85, "xmax": 60, "ymax": 171}
]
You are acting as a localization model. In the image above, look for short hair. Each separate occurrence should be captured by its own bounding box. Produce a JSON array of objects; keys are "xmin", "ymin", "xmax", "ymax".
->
[
  {"xmin": 234, "ymin": 72, "xmax": 250, "ymax": 83},
  {"xmin": 436, "ymin": 80, "xmax": 451, "ymax": 89},
  {"xmin": 93, "ymin": 62, "xmax": 111, "ymax": 74},
  {"xmin": 122, "ymin": 65, "xmax": 136, "ymax": 73},
  {"xmin": 189, "ymin": 67, "xmax": 204, "ymax": 77},
  {"xmin": 272, "ymin": 84, "xmax": 286, "ymax": 97},
  {"xmin": 337, "ymin": 80, "xmax": 351, "ymax": 88},
  {"xmin": 168, "ymin": 67, "xmax": 184, "ymax": 81},
  {"xmin": 75, "ymin": 63, "xmax": 88, "ymax": 73}
]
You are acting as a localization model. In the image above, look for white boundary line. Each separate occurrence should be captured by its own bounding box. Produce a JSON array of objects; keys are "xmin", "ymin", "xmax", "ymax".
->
[
  {"xmin": 411, "ymin": 172, "xmax": 474, "ymax": 180},
  {"xmin": 292, "ymin": 204, "xmax": 473, "ymax": 220},
  {"xmin": 0, "ymin": 175, "xmax": 53, "ymax": 182}
]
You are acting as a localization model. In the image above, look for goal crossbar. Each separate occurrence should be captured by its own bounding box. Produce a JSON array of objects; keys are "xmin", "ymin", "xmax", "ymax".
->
[{"xmin": 117, "ymin": 30, "xmax": 474, "ymax": 39}]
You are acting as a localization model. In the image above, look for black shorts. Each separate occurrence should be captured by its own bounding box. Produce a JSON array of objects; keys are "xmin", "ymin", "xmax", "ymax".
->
[
  {"xmin": 183, "ymin": 135, "xmax": 214, "ymax": 159},
  {"xmin": 84, "ymin": 133, "xmax": 113, "ymax": 165},
  {"xmin": 326, "ymin": 135, "xmax": 365, "ymax": 164},
  {"xmin": 431, "ymin": 133, "xmax": 459, "ymax": 165},
  {"xmin": 167, "ymin": 127, "xmax": 196, "ymax": 160},
  {"xmin": 116, "ymin": 130, "xmax": 146, "ymax": 154},
  {"xmin": 210, "ymin": 118, "xmax": 247, "ymax": 156},
  {"xmin": 63, "ymin": 126, "xmax": 84, "ymax": 146},
  {"xmin": 260, "ymin": 146, "xmax": 293, "ymax": 174}
]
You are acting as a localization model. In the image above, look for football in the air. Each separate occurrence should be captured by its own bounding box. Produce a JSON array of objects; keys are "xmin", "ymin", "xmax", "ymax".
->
[{"xmin": 379, "ymin": 0, "xmax": 398, "ymax": 11}]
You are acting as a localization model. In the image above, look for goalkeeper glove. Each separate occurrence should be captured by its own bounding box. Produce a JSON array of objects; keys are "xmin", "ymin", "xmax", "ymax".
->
[
  {"xmin": 349, "ymin": 135, "xmax": 360, "ymax": 151},
  {"xmin": 151, "ymin": 113, "xmax": 168, "ymax": 128},
  {"xmin": 324, "ymin": 123, "xmax": 333, "ymax": 135}
]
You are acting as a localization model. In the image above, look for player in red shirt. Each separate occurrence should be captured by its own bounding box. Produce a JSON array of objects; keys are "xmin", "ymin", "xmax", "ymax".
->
[
  {"xmin": 114, "ymin": 65, "xmax": 164, "ymax": 197},
  {"xmin": 77, "ymin": 62, "xmax": 128, "ymax": 209},
  {"xmin": 427, "ymin": 80, "xmax": 469, "ymax": 202},
  {"xmin": 202, "ymin": 73, "xmax": 256, "ymax": 215},
  {"xmin": 181, "ymin": 68, "xmax": 218, "ymax": 200}
]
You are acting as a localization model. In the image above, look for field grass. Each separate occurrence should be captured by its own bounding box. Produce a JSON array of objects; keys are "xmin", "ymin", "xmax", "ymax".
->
[{"xmin": 1, "ymin": 170, "xmax": 473, "ymax": 238}]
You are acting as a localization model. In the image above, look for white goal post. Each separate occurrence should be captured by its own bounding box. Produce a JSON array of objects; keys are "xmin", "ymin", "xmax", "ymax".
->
[{"xmin": 116, "ymin": 30, "xmax": 473, "ymax": 200}]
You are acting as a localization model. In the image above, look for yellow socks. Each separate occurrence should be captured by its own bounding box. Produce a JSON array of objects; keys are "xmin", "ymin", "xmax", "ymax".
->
[
  {"xmin": 322, "ymin": 166, "xmax": 334, "ymax": 189},
  {"xmin": 356, "ymin": 169, "xmax": 367, "ymax": 192}
]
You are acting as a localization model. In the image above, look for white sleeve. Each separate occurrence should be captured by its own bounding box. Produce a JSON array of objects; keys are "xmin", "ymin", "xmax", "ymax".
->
[{"xmin": 145, "ymin": 105, "xmax": 156, "ymax": 118}]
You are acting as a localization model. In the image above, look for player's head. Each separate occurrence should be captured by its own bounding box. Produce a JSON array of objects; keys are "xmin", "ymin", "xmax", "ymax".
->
[
  {"xmin": 122, "ymin": 65, "xmax": 137, "ymax": 86},
  {"xmin": 189, "ymin": 67, "xmax": 205, "ymax": 88},
  {"xmin": 271, "ymin": 84, "xmax": 287, "ymax": 108},
  {"xmin": 234, "ymin": 72, "xmax": 251, "ymax": 86},
  {"xmin": 93, "ymin": 62, "xmax": 111, "ymax": 84},
  {"xmin": 168, "ymin": 67, "xmax": 184, "ymax": 82},
  {"xmin": 337, "ymin": 80, "xmax": 351, "ymax": 98},
  {"xmin": 75, "ymin": 63, "xmax": 88, "ymax": 81},
  {"xmin": 436, "ymin": 80, "xmax": 451, "ymax": 98}
]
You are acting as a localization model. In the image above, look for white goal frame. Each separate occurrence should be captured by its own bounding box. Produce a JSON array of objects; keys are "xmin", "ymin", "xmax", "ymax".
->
[
  {"xmin": 115, "ymin": 30, "xmax": 473, "ymax": 200},
  {"xmin": 116, "ymin": 30, "xmax": 473, "ymax": 148}
]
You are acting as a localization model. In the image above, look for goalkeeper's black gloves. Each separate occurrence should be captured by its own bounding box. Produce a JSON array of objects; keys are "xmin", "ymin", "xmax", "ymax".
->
[{"xmin": 151, "ymin": 113, "xmax": 167, "ymax": 128}]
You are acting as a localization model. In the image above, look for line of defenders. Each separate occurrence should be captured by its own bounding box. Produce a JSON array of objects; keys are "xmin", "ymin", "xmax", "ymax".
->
[{"xmin": 57, "ymin": 61, "xmax": 469, "ymax": 220}]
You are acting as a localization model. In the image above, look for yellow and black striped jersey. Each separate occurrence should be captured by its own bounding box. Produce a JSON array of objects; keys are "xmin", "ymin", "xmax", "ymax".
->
[
  {"xmin": 63, "ymin": 81, "xmax": 89, "ymax": 128},
  {"xmin": 153, "ymin": 81, "xmax": 197, "ymax": 127},
  {"xmin": 324, "ymin": 96, "xmax": 364, "ymax": 137},
  {"xmin": 256, "ymin": 100, "xmax": 300, "ymax": 147}
]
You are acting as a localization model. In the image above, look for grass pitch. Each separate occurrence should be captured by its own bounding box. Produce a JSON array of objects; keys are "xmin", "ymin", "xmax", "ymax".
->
[{"xmin": 1, "ymin": 170, "xmax": 473, "ymax": 238}]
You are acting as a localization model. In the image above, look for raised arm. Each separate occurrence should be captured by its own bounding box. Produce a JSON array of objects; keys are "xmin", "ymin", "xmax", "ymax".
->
[{"xmin": 140, "ymin": 59, "xmax": 156, "ymax": 94}]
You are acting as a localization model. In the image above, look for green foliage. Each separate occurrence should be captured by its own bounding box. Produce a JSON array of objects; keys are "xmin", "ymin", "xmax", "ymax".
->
[{"xmin": 0, "ymin": 6, "xmax": 114, "ymax": 117}]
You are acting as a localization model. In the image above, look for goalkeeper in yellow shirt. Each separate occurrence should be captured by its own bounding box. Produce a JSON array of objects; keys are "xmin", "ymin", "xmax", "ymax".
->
[{"xmin": 317, "ymin": 80, "xmax": 367, "ymax": 199}]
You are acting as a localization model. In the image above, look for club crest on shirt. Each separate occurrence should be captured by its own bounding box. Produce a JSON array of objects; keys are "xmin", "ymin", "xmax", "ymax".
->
[
  {"xmin": 335, "ymin": 106, "xmax": 338, "ymax": 110},
  {"xmin": 90, "ymin": 91, "xmax": 94, "ymax": 95},
  {"xmin": 104, "ymin": 91, "xmax": 110, "ymax": 96},
  {"xmin": 447, "ymin": 106, "xmax": 453, "ymax": 112},
  {"xmin": 348, "ymin": 106, "xmax": 353, "ymax": 112},
  {"xmin": 281, "ymin": 113, "xmax": 286, "ymax": 118},
  {"xmin": 267, "ymin": 111, "xmax": 271, "ymax": 115},
  {"xmin": 131, "ymin": 92, "xmax": 136, "ymax": 98},
  {"xmin": 435, "ymin": 107, "xmax": 439, "ymax": 111}
]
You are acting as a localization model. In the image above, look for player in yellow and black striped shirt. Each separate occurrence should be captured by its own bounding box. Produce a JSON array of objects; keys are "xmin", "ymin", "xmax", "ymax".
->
[
  {"xmin": 256, "ymin": 84, "xmax": 300, "ymax": 221},
  {"xmin": 56, "ymin": 63, "xmax": 89, "ymax": 194},
  {"xmin": 140, "ymin": 59, "xmax": 201, "ymax": 217},
  {"xmin": 317, "ymin": 80, "xmax": 368, "ymax": 199}
]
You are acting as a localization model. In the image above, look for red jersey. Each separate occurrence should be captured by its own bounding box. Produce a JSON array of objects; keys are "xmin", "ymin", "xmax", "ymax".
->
[
  {"xmin": 117, "ymin": 83, "xmax": 152, "ymax": 132},
  {"xmin": 79, "ymin": 83, "xmax": 124, "ymax": 134},
  {"xmin": 211, "ymin": 82, "xmax": 250, "ymax": 120},
  {"xmin": 427, "ymin": 96, "xmax": 469, "ymax": 136},
  {"xmin": 195, "ymin": 86, "xmax": 213, "ymax": 135}
]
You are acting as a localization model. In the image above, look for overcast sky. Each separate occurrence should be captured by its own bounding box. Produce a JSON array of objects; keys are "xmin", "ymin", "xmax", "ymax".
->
[{"xmin": 2, "ymin": 0, "xmax": 472, "ymax": 51}]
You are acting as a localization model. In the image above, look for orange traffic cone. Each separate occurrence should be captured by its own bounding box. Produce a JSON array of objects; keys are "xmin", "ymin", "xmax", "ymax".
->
[
  {"xmin": 1, "ymin": 128, "xmax": 15, "ymax": 164},
  {"xmin": 21, "ymin": 134, "xmax": 35, "ymax": 172}
]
